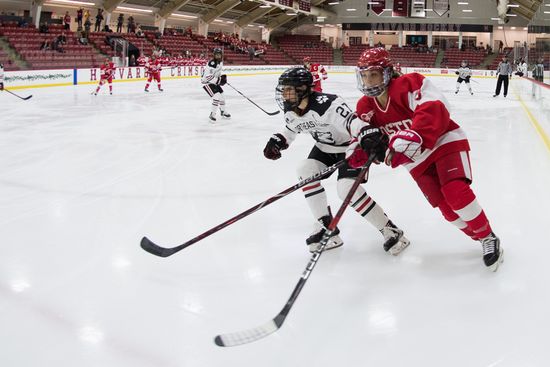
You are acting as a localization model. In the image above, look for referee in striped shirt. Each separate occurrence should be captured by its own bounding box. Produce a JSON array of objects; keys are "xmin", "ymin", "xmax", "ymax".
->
[{"xmin": 493, "ymin": 55, "xmax": 513, "ymax": 97}]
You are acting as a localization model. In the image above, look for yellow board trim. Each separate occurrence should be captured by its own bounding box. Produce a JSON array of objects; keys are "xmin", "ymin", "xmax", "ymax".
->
[{"xmin": 514, "ymin": 88, "xmax": 550, "ymax": 152}]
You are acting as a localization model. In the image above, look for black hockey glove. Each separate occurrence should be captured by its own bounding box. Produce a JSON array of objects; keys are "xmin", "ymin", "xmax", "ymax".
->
[
  {"xmin": 219, "ymin": 74, "xmax": 227, "ymax": 86},
  {"xmin": 263, "ymin": 133, "xmax": 289, "ymax": 160},
  {"xmin": 358, "ymin": 126, "xmax": 389, "ymax": 162},
  {"xmin": 455, "ymin": 71, "xmax": 459, "ymax": 75}
]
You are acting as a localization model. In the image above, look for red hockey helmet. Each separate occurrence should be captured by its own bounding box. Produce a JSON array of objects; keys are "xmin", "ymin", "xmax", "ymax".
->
[
  {"xmin": 356, "ymin": 47, "xmax": 394, "ymax": 97},
  {"xmin": 357, "ymin": 47, "xmax": 393, "ymax": 70}
]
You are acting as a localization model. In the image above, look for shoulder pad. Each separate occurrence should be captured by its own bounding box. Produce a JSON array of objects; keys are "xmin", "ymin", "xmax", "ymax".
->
[{"xmin": 307, "ymin": 92, "xmax": 338, "ymax": 115}]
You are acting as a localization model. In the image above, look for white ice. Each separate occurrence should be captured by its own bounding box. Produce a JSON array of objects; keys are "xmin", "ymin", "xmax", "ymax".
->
[{"xmin": 1, "ymin": 72, "xmax": 550, "ymax": 367}]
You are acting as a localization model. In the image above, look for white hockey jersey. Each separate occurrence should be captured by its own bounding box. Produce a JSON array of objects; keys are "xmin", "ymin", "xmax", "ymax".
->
[
  {"xmin": 517, "ymin": 62, "xmax": 527, "ymax": 74},
  {"xmin": 456, "ymin": 66, "xmax": 472, "ymax": 79},
  {"xmin": 278, "ymin": 92, "xmax": 366, "ymax": 154},
  {"xmin": 201, "ymin": 59, "xmax": 223, "ymax": 85}
]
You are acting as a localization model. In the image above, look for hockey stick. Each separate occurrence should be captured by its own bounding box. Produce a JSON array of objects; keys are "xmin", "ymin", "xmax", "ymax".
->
[
  {"xmin": 140, "ymin": 160, "xmax": 347, "ymax": 257},
  {"xmin": 214, "ymin": 154, "xmax": 376, "ymax": 347},
  {"xmin": 226, "ymin": 83, "xmax": 280, "ymax": 116},
  {"xmin": 4, "ymin": 89, "xmax": 33, "ymax": 100}
]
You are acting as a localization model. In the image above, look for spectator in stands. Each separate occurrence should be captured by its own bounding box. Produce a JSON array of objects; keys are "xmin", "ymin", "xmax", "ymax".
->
[
  {"xmin": 185, "ymin": 26, "xmax": 193, "ymax": 37},
  {"xmin": 498, "ymin": 40, "xmax": 503, "ymax": 53},
  {"xmin": 116, "ymin": 13, "xmax": 124, "ymax": 33},
  {"xmin": 129, "ymin": 54, "xmax": 136, "ymax": 66},
  {"xmin": 52, "ymin": 37, "xmax": 64, "ymax": 53},
  {"xmin": 84, "ymin": 17, "xmax": 91, "ymax": 33},
  {"xmin": 58, "ymin": 32, "xmax": 67, "ymax": 45},
  {"xmin": 63, "ymin": 11, "xmax": 71, "ymax": 30},
  {"xmin": 84, "ymin": 9, "xmax": 91, "ymax": 23},
  {"xmin": 95, "ymin": 9, "xmax": 103, "ymax": 32},
  {"xmin": 136, "ymin": 24, "xmax": 144, "ymax": 37},
  {"xmin": 103, "ymin": 24, "xmax": 112, "ymax": 33},
  {"xmin": 77, "ymin": 8, "xmax": 83, "ymax": 30},
  {"xmin": 39, "ymin": 22, "xmax": 49, "ymax": 34},
  {"xmin": 40, "ymin": 39, "xmax": 51, "ymax": 51},
  {"xmin": 248, "ymin": 45, "xmax": 255, "ymax": 61},
  {"xmin": 127, "ymin": 16, "xmax": 135, "ymax": 33},
  {"xmin": 78, "ymin": 30, "xmax": 88, "ymax": 45}
]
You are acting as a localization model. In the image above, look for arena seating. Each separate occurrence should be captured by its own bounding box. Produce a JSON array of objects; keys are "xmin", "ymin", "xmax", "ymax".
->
[
  {"xmin": 443, "ymin": 48, "xmax": 486, "ymax": 68},
  {"xmin": 0, "ymin": 22, "xmax": 102, "ymax": 69},
  {"xmin": 276, "ymin": 35, "xmax": 333, "ymax": 65}
]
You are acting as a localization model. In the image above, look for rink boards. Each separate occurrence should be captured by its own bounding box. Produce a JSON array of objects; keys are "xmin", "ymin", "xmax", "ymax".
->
[{"xmin": 2, "ymin": 64, "xmax": 549, "ymax": 150}]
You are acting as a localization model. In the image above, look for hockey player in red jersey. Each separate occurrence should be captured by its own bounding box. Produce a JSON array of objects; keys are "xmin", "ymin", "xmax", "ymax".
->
[
  {"xmin": 303, "ymin": 56, "xmax": 327, "ymax": 92},
  {"xmin": 93, "ymin": 58, "xmax": 115, "ymax": 95},
  {"xmin": 144, "ymin": 55, "xmax": 163, "ymax": 92},
  {"xmin": 347, "ymin": 47, "xmax": 503, "ymax": 271}
]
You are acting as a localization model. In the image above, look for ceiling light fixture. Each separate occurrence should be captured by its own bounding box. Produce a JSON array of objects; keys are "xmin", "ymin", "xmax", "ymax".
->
[{"xmin": 116, "ymin": 6, "xmax": 153, "ymax": 13}]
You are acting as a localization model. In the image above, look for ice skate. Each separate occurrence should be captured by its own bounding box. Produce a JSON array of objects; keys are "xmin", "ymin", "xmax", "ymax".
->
[
  {"xmin": 380, "ymin": 220, "xmax": 410, "ymax": 255},
  {"xmin": 306, "ymin": 214, "xmax": 343, "ymax": 253},
  {"xmin": 220, "ymin": 111, "xmax": 231, "ymax": 119},
  {"xmin": 480, "ymin": 232, "xmax": 503, "ymax": 272},
  {"xmin": 209, "ymin": 113, "xmax": 217, "ymax": 123}
]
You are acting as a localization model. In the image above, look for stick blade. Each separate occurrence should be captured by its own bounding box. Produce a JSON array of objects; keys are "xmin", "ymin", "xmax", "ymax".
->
[
  {"xmin": 140, "ymin": 236, "xmax": 176, "ymax": 257},
  {"xmin": 23, "ymin": 95, "xmax": 33, "ymax": 100},
  {"xmin": 266, "ymin": 110, "xmax": 280, "ymax": 116},
  {"xmin": 214, "ymin": 318, "xmax": 281, "ymax": 347}
]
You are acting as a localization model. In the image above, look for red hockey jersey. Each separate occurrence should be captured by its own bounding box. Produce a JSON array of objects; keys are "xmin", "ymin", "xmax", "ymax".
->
[
  {"xmin": 356, "ymin": 73, "xmax": 470, "ymax": 179},
  {"xmin": 146, "ymin": 59, "xmax": 162, "ymax": 74},
  {"xmin": 307, "ymin": 63, "xmax": 327, "ymax": 90},
  {"xmin": 100, "ymin": 62, "xmax": 115, "ymax": 79}
]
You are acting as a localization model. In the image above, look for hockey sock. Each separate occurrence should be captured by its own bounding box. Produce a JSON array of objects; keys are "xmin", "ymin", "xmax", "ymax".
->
[
  {"xmin": 145, "ymin": 83, "xmax": 150, "ymax": 90},
  {"xmin": 157, "ymin": 83, "xmax": 161, "ymax": 90},
  {"xmin": 441, "ymin": 180, "xmax": 492, "ymax": 239},
  {"xmin": 297, "ymin": 159, "xmax": 330, "ymax": 220},
  {"xmin": 437, "ymin": 200, "xmax": 478, "ymax": 239},
  {"xmin": 456, "ymin": 82, "xmax": 460, "ymax": 92},
  {"xmin": 467, "ymin": 84, "xmax": 472, "ymax": 93},
  {"xmin": 109, "ymin": 84, "xmax": 112, "ymax": 92},
  {"xmin": 338, "ymin": 178, "xmax": 388, "ymax": 230}
]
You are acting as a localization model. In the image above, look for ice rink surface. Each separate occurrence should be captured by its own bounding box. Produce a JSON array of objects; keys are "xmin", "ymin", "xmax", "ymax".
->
[{"xmin": 1, "ymin": 72, "xmax": 550, "ymax": 367}]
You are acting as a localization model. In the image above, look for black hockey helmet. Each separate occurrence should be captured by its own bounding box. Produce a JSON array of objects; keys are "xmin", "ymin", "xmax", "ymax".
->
[
  {"xmin": 275, "ymin": 67, "xmax": 314, "ymax": 111},
  {"xmin": 213, "ymin": 47, "xmax": 223, "ymax": 59}
]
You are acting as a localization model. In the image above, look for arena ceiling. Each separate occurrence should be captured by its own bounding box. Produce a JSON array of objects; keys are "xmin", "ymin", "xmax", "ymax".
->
[{"xmin": 0, "ymin": 0, "xmax": 547, "ymax": 31}]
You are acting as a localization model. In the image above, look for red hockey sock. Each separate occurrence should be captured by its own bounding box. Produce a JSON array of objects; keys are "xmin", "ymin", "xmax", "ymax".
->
[{"xmin": 441, "ymin": 180, "xmax": 492, "ymax": 239}]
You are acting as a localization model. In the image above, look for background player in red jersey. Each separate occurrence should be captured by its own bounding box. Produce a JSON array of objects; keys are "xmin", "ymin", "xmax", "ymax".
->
[
  {"xmin": 303, "ymin": 56, "xmax": 327, "ymax": 92},
  {"xmin": 347, "ymin": 48, "xmax": 503, "ymax": 271},
  {"xmin": 93, "ymin": 58, "xmax": 115, "ymax": 95},
  {"xmin": 144, "ymin": 55, "xmax": 163, "ymax": 92}
]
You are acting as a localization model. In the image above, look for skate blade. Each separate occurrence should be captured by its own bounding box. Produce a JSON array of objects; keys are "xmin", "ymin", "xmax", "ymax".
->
[
  {"xmin": 388, "ymin": 238, "xmax": 411, "ymax": 256},
  {"xmin": 309, "ymin": 237, "xmax": 344, "ymax": 253},
  {"xmin": 488, "ymin": 248, "xmax": 504, "ymax": 272}
]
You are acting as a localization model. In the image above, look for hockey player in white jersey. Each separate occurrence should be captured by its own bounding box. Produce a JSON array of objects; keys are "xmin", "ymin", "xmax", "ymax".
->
[
  {"xmin": 0, "ymin": 62, "xmax": 4, "ymax": 91},
  {"xmin": 455, "ymin": 60, "xmax": 473, "ymax": 95},
  {"xmin": 201, "ymin": 48, "xmax": 230, "ymax": 122},
  {"xmin": 263, "ymin": 67, "xmax": 410, "ymax": 254}
]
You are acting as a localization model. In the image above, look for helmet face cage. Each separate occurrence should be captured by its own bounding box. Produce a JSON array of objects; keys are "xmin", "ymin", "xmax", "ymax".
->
[
  {"xmin": 275, "ymin": 68, "xmax": 313, "ymax": 111},
  {"xmin": 356, "ymin": 66, "xmax": 393, "ymax": 97}
]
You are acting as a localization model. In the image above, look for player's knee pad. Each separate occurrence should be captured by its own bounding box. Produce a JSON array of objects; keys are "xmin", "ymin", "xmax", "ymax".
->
[
  {"xmin": 296, "ymin": 159, "xmax": 326, "ymax": 180},
  {"xmin": 336, "ymin": 178, "xmax": 366, "ymax": 202},
  {"xmin": 441, "ymin": 179, "xmax": 475, "ymax": 210}
]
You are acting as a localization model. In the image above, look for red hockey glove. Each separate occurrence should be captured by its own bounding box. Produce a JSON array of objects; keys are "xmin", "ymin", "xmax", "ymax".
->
[
  {"xmin": 386, "ymin": 129, "xmax": 423, "ymax": 168},
  {"xmin": 345, "ymin": 139, "xmax": 370, "ymax": 168}
]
